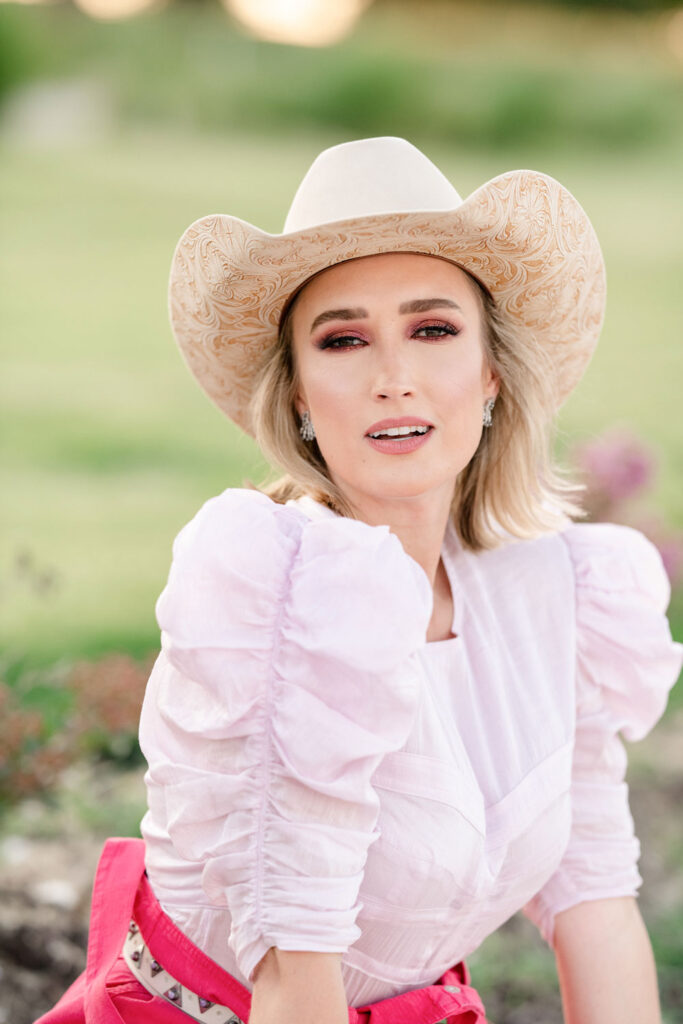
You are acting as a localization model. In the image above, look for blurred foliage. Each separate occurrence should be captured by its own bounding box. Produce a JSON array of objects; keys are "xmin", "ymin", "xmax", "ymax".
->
[
  {"xmin": 0, "ymin": 654, "xmax": 150, "ymax": 809},
  {"xmin": 651, "ymin": 905, "xmax": 683, "ymax": 1015},
  {"xmin": 539, "ymin": 0, "xmax": 680, "ymax": 8},
  {"xmin": 0, "ymin": 1, "xmax": 681, "ymax": 151}
]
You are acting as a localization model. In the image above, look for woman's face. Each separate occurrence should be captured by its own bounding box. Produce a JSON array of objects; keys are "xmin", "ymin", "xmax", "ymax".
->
[{"xmin": 291, "ymin": 252, "xmax": 499, "ymax": 521}]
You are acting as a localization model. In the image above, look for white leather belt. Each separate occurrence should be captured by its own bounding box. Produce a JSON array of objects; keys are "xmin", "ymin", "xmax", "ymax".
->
[{"xmin": 123, "ymin": 919, "xmax": 245, "ymax": 1024}]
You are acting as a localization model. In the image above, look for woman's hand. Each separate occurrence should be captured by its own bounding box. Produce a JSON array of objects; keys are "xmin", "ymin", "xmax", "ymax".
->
[
  {"xmin": 554, "ymin": 896, "xmax": 661, "ymax": 1024},
  {"xmin": 249, "ymin": 949, "xmax": 348, "ymax": 1024}
]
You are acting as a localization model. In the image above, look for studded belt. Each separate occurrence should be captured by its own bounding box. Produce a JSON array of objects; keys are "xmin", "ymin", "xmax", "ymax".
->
[
  {"xmin": 123, "ymin": 918, "xmax": 482, "ymax": 1024},
  {"xmin": 123, "ymin": 919, "xmax": 245, "ymax": 1024}
]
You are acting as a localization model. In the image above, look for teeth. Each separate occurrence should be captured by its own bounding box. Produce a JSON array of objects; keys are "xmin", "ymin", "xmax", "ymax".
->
[{"xmin": 369, "ymin": 425, "xmax": 430, "ymax": 439}]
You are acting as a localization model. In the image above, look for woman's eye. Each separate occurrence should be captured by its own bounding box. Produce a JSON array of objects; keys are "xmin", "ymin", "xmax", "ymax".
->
[
  {"xmin": 319, "ymin": 335, "xmax": 366, "ymax": 350},
  {"xmin": 413, "ymin": 322, "xmax": 459, "ymax": 339}
]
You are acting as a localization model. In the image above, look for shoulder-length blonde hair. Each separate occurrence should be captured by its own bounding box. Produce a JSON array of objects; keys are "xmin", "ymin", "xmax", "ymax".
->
[{"xmin": 249, "ymin": 265, "xmax": 582, "ymax": 550}]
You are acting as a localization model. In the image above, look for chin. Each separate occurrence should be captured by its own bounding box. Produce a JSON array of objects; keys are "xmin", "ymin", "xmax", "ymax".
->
[{"xmin": 357, "ymin": 476, "xmax": 453, "ymax": 506}]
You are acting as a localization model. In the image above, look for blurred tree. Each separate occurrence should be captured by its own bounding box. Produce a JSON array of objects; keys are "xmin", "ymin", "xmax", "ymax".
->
[{"xmin": 470, "ymin": 0, "xmax": 679, "ymax": 8}]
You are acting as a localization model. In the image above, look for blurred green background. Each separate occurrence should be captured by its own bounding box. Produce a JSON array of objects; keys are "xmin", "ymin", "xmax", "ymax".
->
[
  {"xmin": 2, "ymin": 0, "xmax": 683, "ymax": 668},
  {"xmin": 1, "ymin": 0, "xmax": 682, "ymax": 1020}
]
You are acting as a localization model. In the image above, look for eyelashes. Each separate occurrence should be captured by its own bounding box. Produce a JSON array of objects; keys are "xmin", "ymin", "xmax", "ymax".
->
[
  {"xmin": 318, "ymin": 334, "xmax": 366, "ymax": 350},
  {"xmin": 317, "ymin": 321, "xmax": 460, "ymax": 350},
  {"xmin": 413, "ymin": 322, "xmax": 459, "ymax": 339}
]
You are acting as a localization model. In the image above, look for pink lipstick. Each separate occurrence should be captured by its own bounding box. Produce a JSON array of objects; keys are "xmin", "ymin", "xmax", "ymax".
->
[{"xmin": 365, "ymin": 417, "xmax": 434, "ymax": 455}]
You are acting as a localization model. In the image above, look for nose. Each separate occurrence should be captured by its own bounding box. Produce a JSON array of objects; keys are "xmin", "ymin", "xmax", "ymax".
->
[{"xmin": 371, "ymin": 342, "xmax": 416, "ymax": 401}]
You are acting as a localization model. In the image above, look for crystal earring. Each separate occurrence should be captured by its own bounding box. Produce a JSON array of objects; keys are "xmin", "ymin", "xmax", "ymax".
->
[
  {"xmin": 482, "ymin": 397, "xmax": 495, "ymax": 428},
  {"xmin": 299, "ymin": 410, "xmax": 316, "ymax": 441}
]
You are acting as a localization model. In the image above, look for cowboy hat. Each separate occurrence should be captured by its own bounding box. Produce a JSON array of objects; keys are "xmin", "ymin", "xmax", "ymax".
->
[{"xmin": 168, "ymin": 136, "xmax": 605, "ymax": 433}]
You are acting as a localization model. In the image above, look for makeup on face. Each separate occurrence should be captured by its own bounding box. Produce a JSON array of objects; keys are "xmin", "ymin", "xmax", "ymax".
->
[
  {"xmin": 291, "ymin": 252, "xmax": 498, "ymax": 518},
  {"xmin": 365, "ymin": 416, "xmax": 434, "ymax": 454}
]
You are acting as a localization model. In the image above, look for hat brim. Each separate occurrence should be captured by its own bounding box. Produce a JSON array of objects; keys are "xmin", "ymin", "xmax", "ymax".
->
[{"xmin": 168, "ymin": 169, "xmax": 605, "ymax": 434}]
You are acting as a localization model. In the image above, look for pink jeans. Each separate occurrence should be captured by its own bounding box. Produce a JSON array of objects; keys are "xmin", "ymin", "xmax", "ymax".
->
[{"xmin": 36, "ymin": 838, "xmax": 488, "ymax": 1024}]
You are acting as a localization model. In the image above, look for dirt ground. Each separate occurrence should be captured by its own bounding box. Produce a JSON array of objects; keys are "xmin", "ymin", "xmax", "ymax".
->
[{"xmin": 2, "ymin": 710, "xmax": 682, "ymax": 1024}]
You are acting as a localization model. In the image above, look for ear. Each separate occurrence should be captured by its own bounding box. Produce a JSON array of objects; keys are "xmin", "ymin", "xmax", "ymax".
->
[
  {"xmin": 483, "ymin": 363, "xmax": 500, "ymax": 401},
  {"xmin": 293, "ymin": 389, "xmax": 307, "ymax": 418}
]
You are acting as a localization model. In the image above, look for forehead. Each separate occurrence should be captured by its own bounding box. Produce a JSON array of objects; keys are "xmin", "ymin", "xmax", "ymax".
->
[{"xmin": 291, "ymin": 252, "xmax": 480, "ymax": 319}]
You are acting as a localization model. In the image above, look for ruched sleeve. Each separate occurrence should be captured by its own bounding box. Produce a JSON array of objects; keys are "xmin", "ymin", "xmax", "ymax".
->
[
  {"xmin": 152, "ymin": 488, "xmax": 432, "ymax": 981},
  {"xmin": 524, "ymin": 522, "xmax": 682, "ymax": 946}
]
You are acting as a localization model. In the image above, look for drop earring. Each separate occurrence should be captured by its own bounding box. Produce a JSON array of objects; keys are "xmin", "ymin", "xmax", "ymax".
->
[
  {"xmin": 482, "ymin": 398, "xmax": 495, "ymax": 428},
  {"xmin": 299, "ymin": 410, "xmax": 316, "ymax": 441}
]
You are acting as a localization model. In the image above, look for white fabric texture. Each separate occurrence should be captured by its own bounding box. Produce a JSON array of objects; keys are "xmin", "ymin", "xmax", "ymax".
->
[{"xmin": 139, "ymin": 489, "xmax": 682, "ymax": 1006}]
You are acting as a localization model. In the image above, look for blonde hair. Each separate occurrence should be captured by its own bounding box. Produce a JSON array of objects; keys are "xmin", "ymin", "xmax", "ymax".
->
[{"xmin": 249, "ymin": 268, "xmax": 583, "ymax": 550}]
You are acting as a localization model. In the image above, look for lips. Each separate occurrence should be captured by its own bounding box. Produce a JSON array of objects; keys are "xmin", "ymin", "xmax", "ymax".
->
[
  {"xmin": 364, "ymin": 417, "xmax": 435, "ymax": 455},
  {"xmin": 365, "ymin": 416, "xmax": 433, "ymax": 439},
  {"xmin": 368, "ymin": 424, "xmax": 431, "ymax": 439}
]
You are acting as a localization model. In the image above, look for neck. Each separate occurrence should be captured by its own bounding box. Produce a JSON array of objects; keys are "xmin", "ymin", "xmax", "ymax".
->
[{"xmin": 342, "ymin": 488, "xmax": 454, "ymax": 586}]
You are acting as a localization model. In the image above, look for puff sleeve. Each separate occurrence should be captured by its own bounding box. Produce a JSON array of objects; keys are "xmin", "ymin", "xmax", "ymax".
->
[
  {"xmin": 150, "ymin": 489, "xmax": 432, "ymax": 981},
  {"xmin": 524, "ymin": 522, "xmax": 682, "ymax": 946}
]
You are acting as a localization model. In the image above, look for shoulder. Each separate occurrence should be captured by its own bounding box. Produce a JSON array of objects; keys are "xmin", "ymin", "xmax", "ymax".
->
[
  {"xmin": 556, "ymin": 522, "xmax": 681, "ymax": 739},
  {"xmin": 559, "ymin": 520, "xmax": 671, "ymax": 612},
  {"xmin": 461, "ymin": 519, "xmax": 670, "ymax": 609},
  {"xmin": 490, "ymin": 521, "xmax": 680, "ymax": 738},
  {"xmin": 447, "ymin": 524, "xmax": 574, "ymax": 609},
  {"xmin": 156, "ymin": 488, "xmax": 433, "ymax": 671},
  {"xmin": 168, "ymin": 487, "xmax": 305, "ymax": 568},
  {"xmin": 167, "ymin": 487, "xmax": 430, "ymax": 594}
]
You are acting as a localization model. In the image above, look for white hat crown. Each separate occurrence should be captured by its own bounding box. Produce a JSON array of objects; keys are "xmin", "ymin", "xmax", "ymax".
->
[{"xmin": 283, "ymin": 136, "xmax": 463, "ymax": 234}]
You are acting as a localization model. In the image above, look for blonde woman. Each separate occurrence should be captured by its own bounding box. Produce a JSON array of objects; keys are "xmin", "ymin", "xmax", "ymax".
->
[{"xmin": 40, "ymin": 137, "xmax": 682, "ymax": 1024}]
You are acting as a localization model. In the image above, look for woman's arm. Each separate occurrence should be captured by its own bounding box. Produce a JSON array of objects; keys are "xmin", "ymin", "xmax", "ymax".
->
[
  {"xmin": 250, "ymin": 949, "xmax": 348, "ymax": 1024},
  {"xmin": 554, "ymin": 896, "xmax": 661, "ymax": 1024}
]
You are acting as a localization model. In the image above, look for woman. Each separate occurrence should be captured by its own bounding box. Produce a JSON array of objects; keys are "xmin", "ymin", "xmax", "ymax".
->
[{"xmin": 40, "ymin": 137, "xmax": 682, "ymax": 1024}]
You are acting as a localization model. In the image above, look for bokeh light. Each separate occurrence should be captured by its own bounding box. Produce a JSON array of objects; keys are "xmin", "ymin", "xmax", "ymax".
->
[
  {"xmin": 224, "ymin": 0, "xmax": 371, "ymax": 47},
  {"xmin": 72, "ymin": 0, "xmax": 167, "ymax": 21},
  {"xmin": 666, "ymin": 8, "xmax": 683, "ymax": 63}
]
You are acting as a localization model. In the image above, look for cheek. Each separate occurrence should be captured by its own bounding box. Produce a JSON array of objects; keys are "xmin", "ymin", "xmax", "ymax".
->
[
  {"xmin": 300, "ymin": 362, "xmax": 358, "ymax": 418},
  {"xmin": 439, "ymin": 352, "xmax": 488, "ymax": 407},
  {"xmin": 436, "ymin": 359, "xmax": 488, "ymax": 459}
]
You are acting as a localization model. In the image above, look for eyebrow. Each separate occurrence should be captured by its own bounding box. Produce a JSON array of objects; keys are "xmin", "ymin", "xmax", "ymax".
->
[
  {"xmin": 309, "ymin": 298, "xmax": 461, "ymax": 334},
  {"xmin": 399, "ymin": 298, "xmax": 462, "ymax": 314},
  {"xmin": 310, "ymin": 307, "xmax": 368, "ymax": 332}
]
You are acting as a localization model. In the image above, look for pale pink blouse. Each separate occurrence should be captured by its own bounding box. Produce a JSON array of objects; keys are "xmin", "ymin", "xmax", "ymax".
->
[{"xmin": 139, "ymin": 488, "xmax": 682, "ymax": 1007}]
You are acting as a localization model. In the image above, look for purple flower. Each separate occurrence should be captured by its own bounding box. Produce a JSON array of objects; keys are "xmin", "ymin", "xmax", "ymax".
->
[
  {"xmin": 657, "ymin": 539, "xmax": 683, "ymax": 589},
  {"xmin": 574, "ymin": 430, "xmax": 656, "ymax": 505},
  {"xmin": 637, "ymin": 524, "xmax": 683, "ymax": 590}
]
